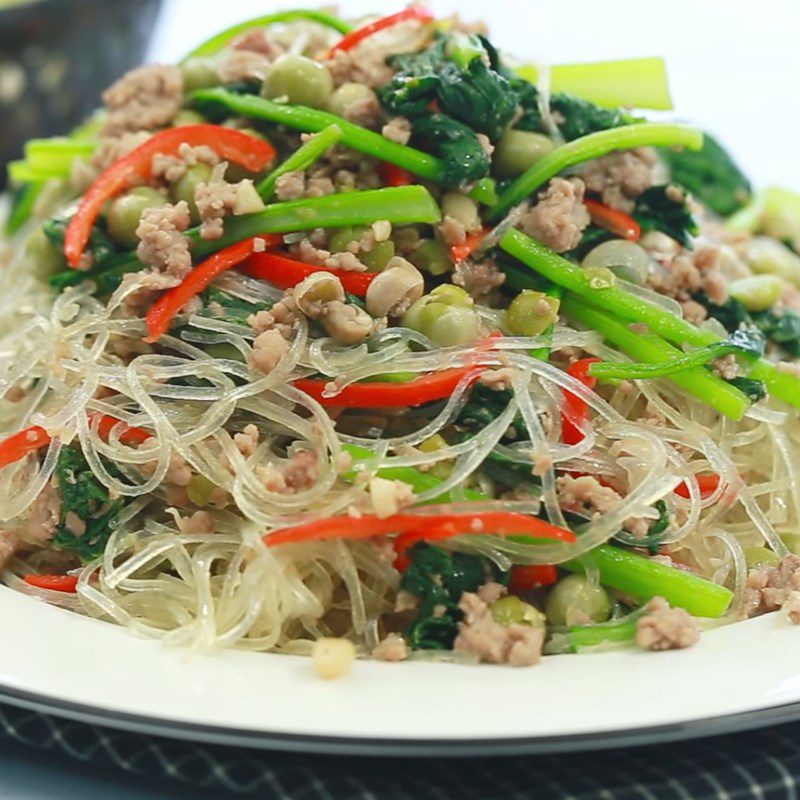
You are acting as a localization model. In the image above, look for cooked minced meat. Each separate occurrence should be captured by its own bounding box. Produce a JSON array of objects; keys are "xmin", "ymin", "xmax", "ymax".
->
[
  {"xmin": 194, "ymin": 163, "xmax": 265, "ymax": 240},
  {"xmin": 100, "ymin": 65, "xmax": 183, "ymax": 136},
  {"xmin": 635, "ymin": 596, "xmax": 700, "ymax": 651},
  {"xmin": 151, "ymin": 143, "xmax": 220, "ymax": 184},
  {"xmin": 518, "ymin": 177, "xmax": 591, "ymax": 253},
  {"xmin": 743, "ymin": 555, "xmax": 800, "ymax": 618},
  {"xmin": 580, "ymin": 147, "xmax": 657, "ymax": 213},
  {"xmin": 135, "ymin": 201, "xmax": 192, "ymax": 279},
  {"xmin": 454, "ymin": 585, "xmax": 544, "ymax": 666}
]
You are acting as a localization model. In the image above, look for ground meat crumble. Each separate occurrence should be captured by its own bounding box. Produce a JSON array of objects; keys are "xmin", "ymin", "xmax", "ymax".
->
[
  {"xmin": 518, "ymin": 177, "xmax": 590, "ymax": 253},
  {"xmin": 743, "ymin": 555, "xmax": 800, "ymax": 619},
  {"xmin": 453, "ymin": 583, "xmax": 544, "ymax": 666},
  {"xmin": 135, "ymin": 201, "xmax": 192, "ymax": 279},
  {"xmin": 100, "ymin": 65, "xmax": 183, "ymax": 136},
  {"xmin": 635, "ymin": 596, "xmax": 700, "ymax": 651},
  {"xmin": 580, "ymin": 147, "xmax": 657, "ymax": 213}
]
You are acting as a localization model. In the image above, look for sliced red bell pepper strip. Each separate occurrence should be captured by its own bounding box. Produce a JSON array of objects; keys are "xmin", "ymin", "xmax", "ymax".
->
[
  {"xmin": 294, "ymin": 367, "xmax": 483, "ymax": 408},
  {"xmin": 265, "ymin": 510, "xmax": 576, "ymax": 548},
  {"xmin": 561, "ymin": 357, "xmax": 601, "ymax": 445},
  {"xmin": 326, "ymin": 5, "xmax": 435, "ymax": 55},
  {"xmin": 241, "ymin": 251, "xmax": 376, "ymax": 296},
  {"xmin": 378, "ymin": 161, "xmax": 414, "ymax": 187},
  {"xmin": 23, "ymin": 574, "xmax": 79, "ymax": 593},
  {"xmin": 90, "ymin": 414, "xmax": 152, "ymax": 446},
  {"xmin": 451, "ymin": 227, "xmax": 490, "ymax": 264},
  {"xmin": 584, "ymin": 199, "xmax": 641, "ymax": 242},
  {"xmin": 0, "ymin": 426, "xmax": 50, "ymax": 469},
  {"xmin": 64, "ymin": 125, "xmax": 276, "ymax": 268},
  {"xmin": 0, "ymin": 415, "xmax": 152, "ymax": 471},
  {"xmin": 675, "ymin": 474, "xmax": 725, "ymax": 499},
  {"xmin": 509, "ymin": 564, "xmax": 558, "ymax": 593},
  {"xmin": 145, "ymin": 237, "xmax": 260, "ymax": 342}
]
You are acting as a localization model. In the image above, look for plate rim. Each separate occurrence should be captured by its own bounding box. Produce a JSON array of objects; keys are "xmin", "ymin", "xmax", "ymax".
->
[{"xmin": 0, "ymin": 680, "xmax": 798, "ymax": 757}]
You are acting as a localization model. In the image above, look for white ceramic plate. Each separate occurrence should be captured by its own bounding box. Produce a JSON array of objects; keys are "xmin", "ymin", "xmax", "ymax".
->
[{"xmin": 1, "ymin": 585, "xmax": 799, "ymax": 755}]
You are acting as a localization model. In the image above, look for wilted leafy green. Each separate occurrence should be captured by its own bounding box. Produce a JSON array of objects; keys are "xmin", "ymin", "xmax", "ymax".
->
[
  {"xmin": 633, "ymin": 185, "xmax": 699, "ymax": 247},
  {"xmin": 379, "ymin": 33, "xmax": 518, "ymax": 140},
  {"xmin": 51, "ymin": 445, "xmax": 127, "ymax": 563},
  {"xmin": 401, "ymin": 542, "xmax": 508, "ymax": 650},
  {"xmin": 550, "ymin": 93, "xmax": 631, "ymax": 141},
  {"xmin": 695, "ymin": 291, "xmax": 800, "ymax": 359},
  {"xmin": 410, "ymin": 113, "xmax": 491, "ymax": 186},
  {"xmin": 661, "ymin": 132, "xmax": 751, "ymax": 217}
]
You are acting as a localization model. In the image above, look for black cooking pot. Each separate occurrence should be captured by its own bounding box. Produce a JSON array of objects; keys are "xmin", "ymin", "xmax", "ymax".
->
[{"xmin": 0, "ymin": 0, "xmax": 163, "ymax": 180}]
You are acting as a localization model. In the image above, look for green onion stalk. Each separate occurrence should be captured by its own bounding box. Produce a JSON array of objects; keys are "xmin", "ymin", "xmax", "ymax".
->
[
  {"xmin": 490, "ymin": 122, "xmax": 703, "ymax": 220},
  {"xmin": 50, "ymin": 185, "xmax": 441, "ymax": 293},
  {"xmin": 515, "ymin": 57, "xmax": 673, "ymax": 111},
  {"xmin": 182, "ymin": 9, "xmax": 352, "ymax": 61},
  {"xmin": 562, "ymin": 296, "xmax": 752, "ymax": 418},
  {"xmin": 192, "ymin": 88, "xmax": 491, "ymax": 202},
  {"xmin": 500, "ymin": 228, "xmax": 800, "ymax": 411}
]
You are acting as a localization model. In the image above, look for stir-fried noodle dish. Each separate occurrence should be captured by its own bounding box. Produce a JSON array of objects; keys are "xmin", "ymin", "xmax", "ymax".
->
[{"xmin": 3, "ymin": 6, "xmax": 800, "ymax": 674}]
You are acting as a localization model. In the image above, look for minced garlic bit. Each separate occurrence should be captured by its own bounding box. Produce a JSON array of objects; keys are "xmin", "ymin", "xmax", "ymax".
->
[{"xmin": 312, "ymin": 637, "xmax": 356, "ymax": 680}]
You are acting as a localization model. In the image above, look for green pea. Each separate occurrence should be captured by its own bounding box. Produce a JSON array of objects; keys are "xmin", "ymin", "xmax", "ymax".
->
[
  {"xmin": 491, "ymin": 595, "xmax": 546, "ymax": 629},
  {"xmin": 743, "ymin": 237, "xmax": 800, "ymax": 286},
  {"xmin": 187, "ymin": 474, "xmax": 216, "ymax": 506},
  {"xmin": 429, "ymin": 284, "xmax": 473, "ymax": 308},
  {"xmin": 328, "ymin": 82, "xmax": 378, "ymax": 118},
  {"xmin": 506, "ymin": 290, "xmax": 560, "ymax": 336},
  {"xmin": 25, "ymin": 226, "xmax": 66, "ymax": 277},
  {"xmin": 262, "ymin": 54, "xmax": 334, "ymax": 109},
  {"xmin": 780, "ymin": 533, "xmax": 800, "ymax": 555},
  {"xmin": 441, "ymin": 192, "xmax": 481, "ymax": 231},
  {"xmin": 583, "ymin": 265, "xmax": 617, "ymax": 290},
  {"xmin": 545, "ymin": 574, "xmax": 612, "ymax": 627},
  {"xmin": 361, "ymin": 240, "xmax": 396, "ymax": 272},
  {"xmin": 409, "ymin": 239, "xmax": 452, "ymax": 276},
  {"xmin": 425, "ymin": 306, "xmax": 481, "ymax": 347},
  {"xmin": 171, "ymin": 163, "xmax": 213, "ymax": 224},
  {"xmin": 744, "ymin": 546, "xmax": 780, "ymax": 569},
  {"xmin": 180, "ymin": 58, "xmax": 220, "ymax": 92},
  {"xmin": 106, "ymin": 187, "xmax": 165, "ymax": 248},
  {"xmin": 328, "ymin": 226, "xmax": 364, "ymax": 253},
  {"xmin": 729, "ymin": 274, "xmax": 783, "ymax": 312},
  {"xmin": 494, "ymin": 129, "xmax": 555, "ymax": 178},
  {"xmin": 173, "ymin": 109, "xmax": 208, "ymax": 127}
]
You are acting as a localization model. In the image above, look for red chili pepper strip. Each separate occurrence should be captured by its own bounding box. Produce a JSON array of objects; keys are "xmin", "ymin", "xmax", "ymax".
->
[
  {"xmin": 584, "ymin": 199, "xmax": 641, "ymax": 242},
  {"xmin": 241, "ymin": 251, "xmax": 376, "ymax": 296},
  {"xmin": 0, "ymin": 426, "xmax": 51, "ymax": 469},
  {"xmin": 23, "ymin": 574, "xmax": 79, "ymax": 593},
  {"xmin": 327, "ymin": 5, "xmax": 434, "ymax": 55},
  {"xmin": 561, "ymin": 357, "xmax": 601, "ymax": 445},
  {"xmin": 451, "ymin": 227, "xmax": 490, "ymax": 264},
  {"xmin": 0, "ymin": 414, "xmax": 151, "ymax": 472},
  {"xmin": 294, "ymin": 367, "xmax": 483, "ymax": 408},
  {"xmin": 509, "ymin": 564, "xmax": 558, "ymax": 593},
  {"xmin": 265, "ymin": 511, "xmax": 576, "ymax": 548},
  {"xmin": 64, "ymin": 126, "xmax": 276, "ymax": 268},
  {"xmin": 145, "ymin": 238, "xmax": 259, "ymax": 343},
  {"xmin": 378, "ymin": 161, "xmax": 414, "ymax": 187},
  {"xmin": 675, "ymin": 474, "xmax": 723, "ymax": 499},
  {"xmin": 90, "ymin": 414, "xmax": 151, "ymax": 446}
]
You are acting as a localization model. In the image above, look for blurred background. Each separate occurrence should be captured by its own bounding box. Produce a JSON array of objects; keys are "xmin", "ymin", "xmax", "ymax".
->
[
  {"xmin": 0, "ymin": 0, "xmax": 795, "ymax": 188},
  {"xmin": 148, "ymin": 0, "xmax": 799, "ymax": 190}
]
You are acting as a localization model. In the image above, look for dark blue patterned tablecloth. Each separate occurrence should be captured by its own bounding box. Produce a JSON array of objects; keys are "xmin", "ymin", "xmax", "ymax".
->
[{"xmin": 1, "ymin": 700, "xmax": 798, "ymax": 799}]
